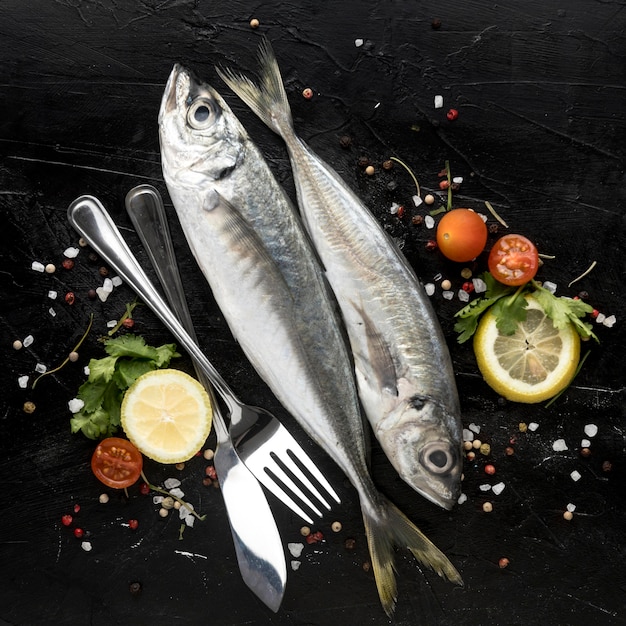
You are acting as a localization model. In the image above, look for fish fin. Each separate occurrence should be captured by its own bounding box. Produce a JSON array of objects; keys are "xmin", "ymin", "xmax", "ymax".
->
[
  {"xmin": 362, "ymin": 498, "xmax": 462, "ymax": 617},
  {"xmin": 216, "ymin": 38, "xmax": 293, "ymax": 137}
]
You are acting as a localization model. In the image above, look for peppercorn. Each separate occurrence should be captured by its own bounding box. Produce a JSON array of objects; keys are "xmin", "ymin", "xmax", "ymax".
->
[
  {"xmin": 498, "ymin": 557, "xmax": 510, "ymax": 569},
  {"xmin": 441, "ymin": 279, "xmax": 452, "ymax": 291},
  {"xmin": 139, "ymin": 482, "xmax": 150, "ymax": 496},
  {"xmin": 302, "ymin": 87, "xmax": 313, "ymax": 100},
  {"xmin": 439, "ymin": 180, "xmax": 450, "ymax": 190},
  {"xmin": 68, "ymin": 351, "xmax": 79, "ymax": 362},
  {"xmin": 159, "ymin": 508, "xmax": 169, "ymax": 518},
  {"xmin": 205, "ymin": 465, "xmax": 217, "ymax": 480},
  {"xmin": 161, "ymin": 496, "xmax": 175, "ymax": 510},
  {"xmin": 488, "ymin": 223, "xmax": 499, "ymax": 234},
  {"xmin": 64, "ymin": 292, "xmax": 75, "ymax": 305},
  {"xmin": 462, "ymin": 281, "xmax": 474, "ymax": 294},
  {"xmin": 460, "ymin": 267, "xmax": 473, "ymax": 279},
  {"xmin": 480, "ymin": 443, "xmax": 491, "ymax": 456},
  {"xmin": 484, "ymin": 464, "xmax": 495, "ymax": 475},
  {"xmin": 88, "ymin": 252, "xmax": 99, "ymax": 264},
  {"xmin": 129, "ymin": 581, "xmax": 142, "ymax": 596},
  {"xmin": 466, "ymin": 451, "xmax": 475, "ymax": 461},
  {"xmin": 472, "ymin": 439, "xmax": 482, "ymax": 449},
  {"xmin": 78, "ymin": 237, "xmax": 88, "ymax": 247},
  {"xmin": 482, "ymin": 502, "xmax": 493, "ymax": 513},
  {"xmin": 446, "ymin": 108, "xmax": 459, "ymax": 121},
  {"xmin": 122, "ymin": 318, "xmax": 135, "ymax": 329},
  {"xmin": 365, "ymin": 165, "xmax": 375, "ymax": 176},
  {"xmin": 98, "ymin": 266, "xmax": 109, "ymax": 277},
  {"xmin": 357, "ymin": 156, "xmax": 370, "ymax": 168},
  {"xmin": 602, "ymin": 460, "xmax": 612, "ymax": 472},
  {"xmin": 424, "ymin": 194, "xmax": 435, "ymax": 205},
  {"xmin": 61, "ymin": 514, "xmax": 73, "ymax": 527},
  {"xmin": 99, "ymin": 493, "xmax": 109, "ymax": 504},
  {"xmin": 331, "ymin": 521, "xmax": 342, "ymax": 532},
  {"xmin": 431, "ymin": 18, "xmax": 442, "ymax": 29},
  {"xmin": 425, "ymin": 240, "xmax": 437, "ymax": 251},
  {"xmin": 87, "ymin": 289, "xmax": 97, "ymax": 300},
  {"xmin": 202, "ymin": 477, "xmax": 213, "ymax": 487},
  {"xmin": 580, "ymin": 447, "xmax": 591, "ymax": 457},
  {"xmin": 128, "ymin": 519, "xmax": 139, "ymax": 531},
  {"xmin": 463, "ymin": 441, "xmax": 473, "ymax": 451},
  {"xmin": 345, "ymin": 537, "xmax": 356, "ymax": 550},
  {"xmin": 563, "ymin": 511, "xmax": 573, "ymax": 521},
  {"xmin": 362, "ymin": 561, "xmax": 371, "ymax": 572},
  {"xmin": 62, "ymin": 258, "xmax": 75, "ymax": 270},
  {"xmin": 45, "ymin": 263, "xmax": 56, "ymax": 274},
  {"xmin": 249, "ymin": 18, "xmax": 259, "ymax": 28},
  {"xmin": 300, "ymin": 526, "xmax": 311, "ymax": 537},
  {"xmin": 73, "ymin": 527, "xmax": 84, "ymax": 538},
  {"xmin": 577, "ymin": 290, "xmax": 589, "ymax": 300},
  {"xmin": 175, "ymin": 462, "xmax": 185, "ymax": 471},
  {"xmin": 23, "ymin": 401, "xmax": 36, "ymax": 414},
  {"xmin": 339, "ymin": 135, "xmax": 352, "ymax": 149},
  {"xmin": 13, "ymin": 339, "xmax": 23, "ymax": 350},
  {"xmin": 203, "ymin": 448, "xmax": 215, "ymax": 461},
  {"xmin": 382, "ymin": 159, "xmax": 393, "ymax": 170},
  {"xmin": 505, "ymin": 446, "xmax": 514, "ymax": 456},
  {"xmin": 411, "ymin": 215, "xmax": 424, "ymax": 226}
]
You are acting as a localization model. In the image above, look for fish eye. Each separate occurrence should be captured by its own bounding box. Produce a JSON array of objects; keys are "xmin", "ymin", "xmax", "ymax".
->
[
  {"xmin": 186, "ymin": 98, "xmax": 218, "ymax": 130},
  {"xmin": 420, "ymin": 442, "xmax": 455, "ymax": 474}
]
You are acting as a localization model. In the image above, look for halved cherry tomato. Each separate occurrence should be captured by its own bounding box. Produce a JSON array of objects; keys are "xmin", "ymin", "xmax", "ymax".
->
[
  {"xmin": 488, "ymin": 234, "xmax": 539, "ymax": 286},
  {"xmin": 91, "ymin": 437, "xmax": 143, "ymax": 489},
  {"xmin": 436, "ymin": 208, "xmax": 488, "ymax": 262}
]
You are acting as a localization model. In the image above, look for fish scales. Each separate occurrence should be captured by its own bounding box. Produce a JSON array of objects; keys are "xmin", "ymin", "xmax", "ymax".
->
[{"xmin": 160, "ymin": 60, "xmax": 462, "ymax": 618}]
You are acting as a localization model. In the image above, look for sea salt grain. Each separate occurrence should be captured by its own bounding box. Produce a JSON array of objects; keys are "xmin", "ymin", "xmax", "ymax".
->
[
  {"xmin": 603, "ymin": 315, "xmax": 616, "ymax": 328},
  {"xmin": 570, "ymin": 470, "xmax": 582, "ymax": 482},
  {"xmin": 102, "ymin": 278, "xmax": 114, "ymax": 293},
  {"xmin": 463, "ymin": 428, "xmax": 474, "ymax": 441},
  {"xmin": 48, "ymin": 290, "xmax": 57, "ymax": 300},
  {"xmin": 164, "ymin": 478, "xmax": 181, "ymax": 490},
  {"xmin": 111, "ymin": 276, "xmax": 123, "ymax": 287},
  {"xmin": 528, "ymin": 422, "xmax": 539, "ymax": 431},
  {"xmin": 291, "ymin": 560, "xmax": 301, "ymax": 571},
  {"xmin": 442, "ymin": 290, "xmax": 454, "ymax": 300},
  {"xmin": 457, "ymin": 493, "xmax": 468, "ymax": 505},
  {"xmin": 64, "ymin": 247, "xmax": 80, "ymax": 258},
  {"xmin": 452, "ymin": 176, "xmax": 463, "ymax": 184},
  {"xmin": 288, "ymin": 542, "xmax": 304, "ymax": 558},
  {"xmin": 49, "ymin": 308, "xmax": 56, "ymax": 317},
  {"xmin": 18, "ymin": 376, "xmax": 29, "ymax": 389},
  {"xmin": 412, "ymin": 195, "xmax": 423, "ymax": 207},
  {"xmin": 542, "ymin": 281, "xmax": 557, "ymax": 294},
  {"xmin": 424, "ymin": 215, "xmax": 435, "ymax": 229},
  {"xmin": 479, "ymin": 484, "xmax": 492, "ymax": 492},
  {"xmin": 581, "ymin": 438, "xmax": 591, "ymax": 448},
  {"xmin": 473, "ymin": 277, "xmax": 487, "ymax": 293},
  {"xmin": 434, "ymin": 95, "xmax": 444, "ymax": 109},
  {"xmin": 469, "ymin": 423, "xmax": 481, "ymax": 434},
  {"xmin": 492, "ymin": 482, "xmax": 506, "ymax": 496},
  {"xmin": 354, "ymin": 38, "xmax": 364, "ymax": 47},
  {"xmin": 106, "ymin": 320, "xmax": 117, "ymax": 328},
  {"xmin": 169, "ymin": 487, "xmax": 184, "ymax": 499},
  {"xmin": 584, "ymin": 424, "xmax": 598, "ymax": 438},
  {"xmin": 81, "ymin": 541, "xmax": 92, "ymax": 552},
  {"xmin": 31, "ymin": 261, "xmax": 45, "ymax": 272},
  {"xmin": 424, "ymin": 283, "xmax": 435, "ymax": 296},
  {"xmin": 68, "ymin": 398, "xmax": 85, "ymax": 413},
  {"xmin": 552, "ymin": 439, "xmax": 568, "ymax": 452},
  {"xmin": 23, "ymin": 335, "xmax": 34, "ymax": 347},
  {"xmin": 595, "ymin": 313, "xmax": 606, "ymax": 324},
  {"xmin": 566, "ymin": 503, "xmax": 577, "ymax": 512},
  {"xmin": 35, "ymin": 363, "xmax": 47, "ymax": 374},
  {"xmin": 458, "ymin": 289, "xmax": 470, "ymax": 302}
]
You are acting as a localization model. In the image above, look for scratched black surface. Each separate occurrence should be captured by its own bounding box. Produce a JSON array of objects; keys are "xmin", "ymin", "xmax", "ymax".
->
[{"xmin": 1, "ymin": 1, "xmax": 625, "ymax": 625}]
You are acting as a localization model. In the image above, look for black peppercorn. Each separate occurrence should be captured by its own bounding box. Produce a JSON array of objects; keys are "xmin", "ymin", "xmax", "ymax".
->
[{"xmin": 129, "ymin": 581, "xmax": 142, "ymax": 596}]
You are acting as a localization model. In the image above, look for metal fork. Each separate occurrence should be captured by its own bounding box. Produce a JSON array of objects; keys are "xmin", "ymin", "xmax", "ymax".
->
[{"xmin": 124, "ymin": 184, "xmax": 340, "ymax": 524}]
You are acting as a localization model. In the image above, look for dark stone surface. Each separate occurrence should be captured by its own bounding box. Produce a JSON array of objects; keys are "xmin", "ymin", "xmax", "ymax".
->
[{"xmin": 1, "ymin": 1, "xmax": 624, "ymax": 624}]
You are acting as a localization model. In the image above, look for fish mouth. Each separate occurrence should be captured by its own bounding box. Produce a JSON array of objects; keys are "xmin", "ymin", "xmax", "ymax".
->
[{"xmin": 160, "ymin": 64, "xmax": 207, "ymax": 120}]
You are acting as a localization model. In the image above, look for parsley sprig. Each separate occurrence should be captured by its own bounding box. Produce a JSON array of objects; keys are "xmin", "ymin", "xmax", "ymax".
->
[
  {"xmin": 454, "ymin": 272, "xmax": 599, "ymax": 344},
  {"xmin": 70, "ymin": 334, "xmax": 179, "ymax": 439}
]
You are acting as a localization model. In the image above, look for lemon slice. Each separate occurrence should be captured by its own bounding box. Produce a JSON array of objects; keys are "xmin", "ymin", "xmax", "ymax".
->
[
  {"xmin": 474, "ymin": 296, "xmax": 580, "ymax": 403},
  {"xmin": 121, "ymin": 369, "xmax": 213, "ymax": 464}
]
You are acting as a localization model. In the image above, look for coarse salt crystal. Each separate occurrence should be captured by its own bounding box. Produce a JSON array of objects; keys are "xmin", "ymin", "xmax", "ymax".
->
[
  {"xmin": 81, "ymin": 541, "xmax": 92, "ymax": 552},
  {"xmin": 479, "ymin": 484, "xmax": 492, "ymax": 492},
  {"xmin": 463, "ymin": 428, "xmax": 474, "ymax": 442},
  {"xmin": 169, "ymin": 487, "xmax": 184, "ymax": 499},
  {"xmin": 68, "ymin": 398, "xmax": 85, "ymax": 413},
  {"xmin": 492, "ymin": 482, "xmax": 506, "ymax": 496},
  {"xmin": 179, "ymin": 502, "xmax": 194, "ymax": 519},
  {"xmin": 458, "ymin": 289, "xmax": 470, "ymax": 303},
  {"xmin": 469, "ymin": 423, "xmax": 481, "ymax": 434},
  {"xmin": 528, "ymin": 422, "xmax": 539, "ymax": 432},
  {"xmin": 552, "ymin": 439, "xmax": 568, "ymax": 452},
  {"xmin": 424, "ymin": 215, "xmax": 435, "ymax": 229},
  {"xmin": 542, "ymin": 281, "xmax": 557, "ymax": 294},
  {"xmin": 389, "ymin": 202, "xmax": 400, "ymax": 215},
  {"xmin": 570, "ymin": 470, "xmax": 582, "ymax": 482},
  {"xmin": 584, "ymin": 424, "xmax": 598, "ymax": 438},
  {"xmin": 83, "ymin": 365, "xmax": 90, "ymax": 376},
  {"xmin": 412, "ymin": 195, "xmax": 423, "ymax": 207},
  {"xmin": 23, "ymin": 335, "xmax": 34, "ymax": 347},
  {"xmin": 433, "ymin": 273, "xmax": 443, "ymax": 282},
  {"xmin": 603, "ymin": 314, "xmax": 616, "ymax": 328},
  {"xmin": 354, "ymin": 38, "xmax": 364, "ymax": 47},
  {"xmin": 478, "ymin": 213, "xmax": 488, "ymax": 222},
  {"xmin": 473, "ymin": 277, "xmax": 487, "ymax": 293},
  {"xmin": 581, "ymin": 438, "xmax": 591, "ymax": 448},
  {"xmin": 184, "ymin": 513, "xmax": 195, "ymax": 527},
  {"xmin": 434, "ymin": 95, "xmax": 444, "ymax": 109},
  {"xmin": 111, "ymin": 276, "xmax": 123, "ymax": 287},
  {"xmin": 153, "ymin": 496, "xmax": 164, "ymax": 505},
  {"xmin": 457, "ymin": 493, "xmax": 468, "ymax": 505},
  {"xmin": 566, "ymin": 503, "xmax": 576, "ymax": 512},
  {"xmin": 96, "ymin": 287, "xmax": 110, "ymax": 302},
  {"xmin": 595, "ymin": 313, "xmax": 606, "ymax": 324},
  {"xmin": 18, "ymin": 375, "xmax": 29, "ymax": 389},
  {"xmin": 64, "ymin": 247, "xmax": 80, "ymax": 258},
  {"xmin": 49, "ymin": 308, "xmax": 56, "ymax": 317},
  {"xmin": 35, "ymin": 363, "xmax": 47, "ymax": 374},
  {"xmin": 106, "ymin": 320, "xmax": 117, "ymax": 328},
  {"xmin": 288, "ymin": 542, "xmax": 304, "ymax": 558},
  {"xmin": 31, "ymin": 261, "xmax": 45, "ymax": 272},
  {"xmin": 102, "ymin": 278, "xmax": 114, "ymax": 293},
  {"xmin": 48, "ymin": 290, "xmax": 57, "ymax": 299},
  {"xmin": 291, "ymin": 560, "xmax": 301, "ymax": 571},
  {"xmin": 452, "ymin": 176, "xmax": 463, "ymax": 184},
  {"xmin": 164, "ymin": 478, "xmax": 181, "ymax": 490},
  {"xmin": 424, "ymin": 283, "xmax": 435, "ymax": 296},
  {"xmin": 442, "ymin": 290, "xmax": 454, "ymax": 300}
]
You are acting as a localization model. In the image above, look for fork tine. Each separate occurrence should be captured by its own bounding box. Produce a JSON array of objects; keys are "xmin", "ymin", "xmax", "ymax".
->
[{"xmin": 285, "ymin": 444, "xmax": 342, "ymax": 505}]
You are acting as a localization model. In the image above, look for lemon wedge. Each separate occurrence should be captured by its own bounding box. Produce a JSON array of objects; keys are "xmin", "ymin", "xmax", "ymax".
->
[
  {"xmin": 474, "ymin": 296, "xmax": 580, "ymax": 403},
  {"xmin": 121, "ymin": 369, "xmax": 212, "ymax": 464}
]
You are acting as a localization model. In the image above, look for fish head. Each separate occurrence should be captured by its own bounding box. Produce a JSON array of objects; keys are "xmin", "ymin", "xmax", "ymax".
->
[
  {"xmin": 158, "ymin": 64, "xmax": 245, "ymax": 190},
  {"xmin": 378, "ymin": 393, "xmax": 463, "ymax": 510}
]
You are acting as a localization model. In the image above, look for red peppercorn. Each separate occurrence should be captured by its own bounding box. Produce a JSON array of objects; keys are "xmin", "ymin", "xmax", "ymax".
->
[
  {"xmin": 425, "ymin": 239, "xmax": 438, "ymax": 251},
  {"xmin": 305, "ymin": 530, "xmax": 324, "ymax": 544},
  {"xmin": 484, "ymin": 464, "xmax": 496, "ymax": 475},
  {"xmin": 62, "ymin": 258, "xmax": 75, "ymax": 270},
  {"xmin": 396, "ymin": 205, "xmax": 405, "ymax": 218},
  {"xmin": 591, "ymin": 309, "xmax": 599, "ymax": 319},
  {"xmin": 139, "ymin": 482, "xmax": 150, "ymax": 496},
  {"xmin": 73, "ymin": 527, "xmax": 84, "ymax": 538},
  {"xmin": 73, "ymin": 504, "xmax": 81, "ymax": 514},
  {"xmin": 498, "ymin": 557, "xmax": 510, "ymax": 569},
  {"xmin": 302, "ymin": 87, "xmax": 313, "ymax": 100},
  {"xmin": 205, "ymin": 465, "xmax": 217, "ymax": 480},
  {"xmin": 122, "ymin": 318, "xmax": 135, "ymax": 329},
  {"xmin": 462, "ymin": 281, "xmax": 475, "ymax": 294},
  {"xmin": 65, "ymin": 292, "xmax": 75, "ymax": 305},
  {"xmin": 128, "ymin": 519, "xmax": 139, "ymax": 531},
  {"xmin": 446, "ymin": 108, "xmax": 459, "ymax": 121},
  {"xmin": 439, "ymin": 180, "xmax": 450, "ymax": 190},
  {"xmin": 61, "ymin": 514, "xmax": 73, "ymax": 527}
]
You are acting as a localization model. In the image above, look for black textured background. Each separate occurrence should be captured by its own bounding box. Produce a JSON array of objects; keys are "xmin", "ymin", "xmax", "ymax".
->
[{"xmin": 1, "ymin": 1, "xmax": 625, "ymax": 625}]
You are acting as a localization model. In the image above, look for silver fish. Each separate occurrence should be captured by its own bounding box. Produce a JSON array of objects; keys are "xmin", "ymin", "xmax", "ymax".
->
[
  {"xmin": 218, "ymin": 40, "xmax": 463, "ymax": 510},
  {"xmin": 159, "ymin": 65, "xmax": 462, "ymax": 617}
]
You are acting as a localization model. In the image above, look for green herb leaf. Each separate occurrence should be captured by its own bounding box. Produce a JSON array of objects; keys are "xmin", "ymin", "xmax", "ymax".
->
[
  {"xmin": 113, "ymin": 358, "xmax": 156, "ymax": 389},
  {"xmin": 105, "ymin": 334, "xmax": 159, "ymax": 360},
  {"xmin": 87, "ymin": 355, "xmax": 118, "ymax": 383},
  {"xmin": 77, "ymin": 378, "xmax": 110, "ymax": 412},
  {"xmin": 154, "ymin": 343, "xmax": 180, "ymax": 368},
  {"xmin": 491, "ymin": 293, "xmax": 528, "ymax": 336}
]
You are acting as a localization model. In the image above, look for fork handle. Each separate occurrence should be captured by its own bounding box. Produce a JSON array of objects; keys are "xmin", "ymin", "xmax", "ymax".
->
[{"xmin": 67, "ymin": 194, "xmax": 233, "ymax": 409}]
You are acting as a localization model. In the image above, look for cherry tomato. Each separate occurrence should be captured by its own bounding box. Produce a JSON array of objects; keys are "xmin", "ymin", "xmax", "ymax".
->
[
  {"xmin": 91, "ymin": 437, "xmax": 143, "ymax": 489},
  {"xmin": 436, "ymin": 208, "xmax": 488, "ymax": 262},
  {"xmin": 488, "ymin": 234, "xmax": 539, "ymax": 286}
]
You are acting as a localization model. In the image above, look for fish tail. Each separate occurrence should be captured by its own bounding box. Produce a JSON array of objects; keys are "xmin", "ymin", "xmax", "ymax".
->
[
  {"xmin": 216, "ymin": 38, "xmax": 293, "ymax": 137},
  {"xmin": 362, "ymin": 497, "xmax": 463, "ymax": 617}
]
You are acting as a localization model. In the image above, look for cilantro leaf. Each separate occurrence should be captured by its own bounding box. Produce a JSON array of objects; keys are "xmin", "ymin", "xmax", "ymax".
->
[
  {"xmin": 70, "ymin": 406, "xmax": 113, "ymax": 440},
  {"xmin": 77, "ymin": 378, "xmax": 110, "ymax": 412},
  {"xmin": 113, "ymin": 358, "xmax": 156, "ymax": 389},
  {"xmin": 154, "ymin": 343, "xmax": 180, "ymax": 368},
  {"xmin": 491, "ymin": 293, "xmax": 528, "ymax": 335},
  {"xmin": 105, "ymin": 334, "xmax": 158, "ymax": 360},
  {"xmin": 87, "ymin": 355, "xmax": 118, "ymax": 383}
]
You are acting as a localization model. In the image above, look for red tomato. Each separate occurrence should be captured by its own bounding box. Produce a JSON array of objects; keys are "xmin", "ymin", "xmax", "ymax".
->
[
  {"xmin": 436, "ymin": 209, "xmax": 488, "ymax": 262},
  {"xmin": 488, "ymin": 234, "xmax": 539, "ymax": 286},
  {"xmin": 91, "ymin": 437, "xmax": 143, "ymax": 489}
]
